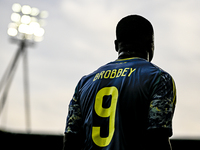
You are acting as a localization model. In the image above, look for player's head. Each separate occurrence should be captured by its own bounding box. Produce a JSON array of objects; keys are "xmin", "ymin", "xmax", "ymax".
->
[{"xmin": 115, "ymin": 15, "xmax": 154, "ymax": 61}]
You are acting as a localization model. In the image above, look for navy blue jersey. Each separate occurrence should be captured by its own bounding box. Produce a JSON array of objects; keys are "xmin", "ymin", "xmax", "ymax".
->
[{"xmin": 65, "ymin": 57, "xmax": 176, "ymax": 150}]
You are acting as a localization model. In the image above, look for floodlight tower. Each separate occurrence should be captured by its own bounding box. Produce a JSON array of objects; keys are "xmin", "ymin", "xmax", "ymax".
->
[{"xmin": 0, "ymin": 3, "xmax": 48, "ymax": 133}]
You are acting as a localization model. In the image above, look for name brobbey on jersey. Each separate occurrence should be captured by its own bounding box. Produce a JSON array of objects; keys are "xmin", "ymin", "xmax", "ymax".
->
[{"xmin": 93, "ymin": 67, "xmax": 136, "ymax": 81}]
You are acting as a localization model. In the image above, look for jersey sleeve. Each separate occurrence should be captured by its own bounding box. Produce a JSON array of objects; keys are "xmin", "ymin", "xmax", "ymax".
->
[
  {"xmin": 147, "ymin": 71, "xmax": 176, "ymax": 137},
  {"xmin": 64, "ymin": 84, "xmax": 82, "ymax": 134}
]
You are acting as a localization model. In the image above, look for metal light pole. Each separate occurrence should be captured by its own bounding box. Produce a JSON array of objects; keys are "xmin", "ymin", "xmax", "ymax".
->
[{"xmin": 0, "ymin": 3, "xmax": 48, "ymax": 133}]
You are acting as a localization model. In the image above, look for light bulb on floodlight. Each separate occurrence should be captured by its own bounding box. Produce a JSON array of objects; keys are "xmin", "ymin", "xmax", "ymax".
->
[
  {"xmin": 12, "ymin": 3, "xmax": 21, "ymax": 12},
  {"xmin": 31, "ymin": 7, "xmax": 40, "ymax": 16},
  {"xmin": 21, "ymin": 5, "xmax": 32, "ymax": 14},
  {"xmin": 26, "ymin": 26, "xmax": 34, "ymax": 35},
  {"xmin": 26, "ymin": 22, "xmax": 40, "ymax": 35},
  {"xmin": 21, "ymin": 15, "xmax": 31, "ymax": 24},
  {"xmin": 18, "ymin": 24, "xmax": 28, "ymax": 33},
  {"xmin": 11, "ymin": 13, "xmax": 21, "ymax": 23},
  {"xmin": 34, "ymin": 27, "xmax": 45, "ymax": 37},
  {"xmin": 7, "ymin": 28, "xmax": 18, "ymax": 36},
  {"xmin": 29, "ymin": 22, "xmax": 40, "ymax": 29}
]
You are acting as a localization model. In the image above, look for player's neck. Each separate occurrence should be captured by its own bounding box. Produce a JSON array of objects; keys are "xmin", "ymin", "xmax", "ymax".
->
[
  {"xmin": 118, "ymin": 51, "xmax": 149, "ymax": 61},
  {"xmin": 116, "ymin": 41, "xmax": 149, "ymax": 61}
]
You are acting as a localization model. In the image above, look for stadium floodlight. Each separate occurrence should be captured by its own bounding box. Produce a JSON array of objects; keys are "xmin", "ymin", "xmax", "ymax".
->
[
  {"xmin": 7, "ymin": 3, "xmax": 48, "ymax": 42},
  {"xmin": 1, "ymin": 3, "xmax": 48, "ymax": 133}
]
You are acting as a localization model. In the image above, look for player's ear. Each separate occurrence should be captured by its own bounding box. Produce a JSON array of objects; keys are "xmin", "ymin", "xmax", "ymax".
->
[{"xmin": 114, "ymin": 40, "xmax": 119, "ymax": 52}]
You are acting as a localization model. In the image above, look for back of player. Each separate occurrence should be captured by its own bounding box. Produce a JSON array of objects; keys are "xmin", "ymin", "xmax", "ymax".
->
[
  {"xmin": 63, "ymin": 15, "xmax": 176, "ymax": 150},
  {"xmin": 65, "ymin": 57, "xmax": 176, "ymax": 149}
]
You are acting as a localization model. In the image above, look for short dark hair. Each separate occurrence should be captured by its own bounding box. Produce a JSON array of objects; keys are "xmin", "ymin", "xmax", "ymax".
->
[{"xmin": 116, "ymin": 15, "xmax": 154, "ymax": 61}]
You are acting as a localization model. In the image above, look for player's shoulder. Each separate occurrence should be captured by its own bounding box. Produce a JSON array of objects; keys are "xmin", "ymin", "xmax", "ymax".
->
[
  {"xmin": 148, "ymin": 62, "xmax": 175, "ymax": 86},
  {"xmin": 133, "ymin": 60, "xmax": 174, "ymax": 87},
  {"xmin": 146, "ymin": 60, "xmax": 170, "ymax": 75}
]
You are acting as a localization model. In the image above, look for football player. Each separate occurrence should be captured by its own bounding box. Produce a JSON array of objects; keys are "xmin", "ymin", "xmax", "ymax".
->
[{"xmin": 63, "ymin": 15, "xmax": 176, "ymax": 150}]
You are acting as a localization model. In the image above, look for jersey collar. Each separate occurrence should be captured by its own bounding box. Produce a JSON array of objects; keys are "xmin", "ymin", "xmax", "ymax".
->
[{"xmin": 116, "ymin": 57, "xmax": 140, "ymax": 61}]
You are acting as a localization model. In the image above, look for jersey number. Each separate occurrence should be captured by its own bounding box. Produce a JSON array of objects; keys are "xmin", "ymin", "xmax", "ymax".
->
[{"xmin": 92, "ymin": 86, "xmax": 118, "ymax": 147}]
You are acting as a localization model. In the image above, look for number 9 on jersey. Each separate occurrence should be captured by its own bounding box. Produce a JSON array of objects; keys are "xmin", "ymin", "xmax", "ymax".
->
[{"xmin": 92, "ymin": 86, "xmax": 118, "ymax": 147}]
